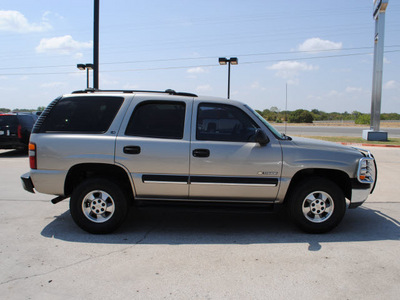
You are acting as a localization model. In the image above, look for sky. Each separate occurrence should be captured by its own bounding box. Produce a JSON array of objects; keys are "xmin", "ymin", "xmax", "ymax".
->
[{"xmin": 0, "ymin": 0, "xmax": 399, "ymax": 113}]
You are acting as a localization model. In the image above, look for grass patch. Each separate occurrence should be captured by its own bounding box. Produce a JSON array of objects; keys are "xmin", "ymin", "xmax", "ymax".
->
[{"xmin": 294, "ymin": 135, "xmax": 400, "ymax": 146}]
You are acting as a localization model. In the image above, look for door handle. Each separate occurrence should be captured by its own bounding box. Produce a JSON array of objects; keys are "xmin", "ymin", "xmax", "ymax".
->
[
  {"xmin": 192, "ymin": 149, "xmax": 210, "ymax": 158},
  {"xmin": 123, "ymin": 146, "xmax": 141, "ymax": 155}
]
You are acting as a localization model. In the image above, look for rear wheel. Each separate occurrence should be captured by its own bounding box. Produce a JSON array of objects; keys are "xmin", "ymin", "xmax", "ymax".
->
[
  {"xmin": 70, "ymin": 178, "xmax": 129, "ymax": 234},
  {"xmin": 288, "ymin": 177, "xmax": 346, "ymax": 233}
]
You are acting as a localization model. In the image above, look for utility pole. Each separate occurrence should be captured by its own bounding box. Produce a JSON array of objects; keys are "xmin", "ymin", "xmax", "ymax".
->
[{"xmin": 93, "ymin": 0, "xmax": 100, "ymax": 89}]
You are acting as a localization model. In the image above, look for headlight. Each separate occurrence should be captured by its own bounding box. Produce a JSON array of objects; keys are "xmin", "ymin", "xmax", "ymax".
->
[{"xmin": 357, "ymin": 157, "xmax": 375, "ymax": 184}]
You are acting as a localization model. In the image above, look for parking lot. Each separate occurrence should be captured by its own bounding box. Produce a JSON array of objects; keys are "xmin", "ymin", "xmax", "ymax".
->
[{"xmin": 1, "ymin": 146, "xmax": 399, "ymax": 299}]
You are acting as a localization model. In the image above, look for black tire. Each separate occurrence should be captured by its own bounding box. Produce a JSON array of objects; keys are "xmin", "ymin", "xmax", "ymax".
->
[
  {"xmin": 70, "ymin": 178, "xmax": 129, "ymax": 234},
  {"xmin": 287, "ymin": 177, "xmax": 346, "ymax": 233}
]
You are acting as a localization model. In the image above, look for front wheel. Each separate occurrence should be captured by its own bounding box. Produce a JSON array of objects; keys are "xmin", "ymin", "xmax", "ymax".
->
[
  {"xmin": 70, "ymin": 178, "xmax": 129, "ymax": 234},
  {"xmin": 288, "ymin": 177, "xmax": 346, "ymax": 233}
]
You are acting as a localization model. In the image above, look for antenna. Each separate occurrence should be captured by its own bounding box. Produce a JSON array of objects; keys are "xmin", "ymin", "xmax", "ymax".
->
[{"xmin": 284, "ymin": 83, "xmax": 288, "ymax": 134}]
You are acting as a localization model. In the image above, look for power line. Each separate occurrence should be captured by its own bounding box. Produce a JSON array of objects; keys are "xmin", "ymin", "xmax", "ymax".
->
[
  {"xmin": 0, "ymin": 49, "xmax": 399, "ymax": 77},
  {"xmin": 1, "ymin": 45, "xmax": 400, "ymax": 72}
]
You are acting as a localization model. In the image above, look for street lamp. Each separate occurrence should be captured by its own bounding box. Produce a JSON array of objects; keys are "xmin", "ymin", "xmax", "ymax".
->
[
  {"xmin": 77, "ymin": 63, "xmax": 94, "ymax": 89},
  {"xmin": 219, "ymin": 57, "xmax": 238, "ymax": 99}
]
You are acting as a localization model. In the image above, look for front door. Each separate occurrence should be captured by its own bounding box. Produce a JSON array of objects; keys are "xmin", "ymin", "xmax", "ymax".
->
[{"xmin": 189, "ymin": 102, "xmax": 282, "ymax": 201}]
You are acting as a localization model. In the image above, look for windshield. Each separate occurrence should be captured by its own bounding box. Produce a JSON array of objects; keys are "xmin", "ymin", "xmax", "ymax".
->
[{"xmin": 245, "ymin": 105, "xmax": 284, "ymax": 139}]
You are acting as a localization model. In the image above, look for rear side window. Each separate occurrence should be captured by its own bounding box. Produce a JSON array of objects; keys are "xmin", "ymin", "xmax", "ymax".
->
[
  {"xmin": 38, "ymin": 96, "xmax": 123, "ymax": 133},
  {"xmin": 125, "ymin": 101, "xmax": 185, "ymax": 139}
]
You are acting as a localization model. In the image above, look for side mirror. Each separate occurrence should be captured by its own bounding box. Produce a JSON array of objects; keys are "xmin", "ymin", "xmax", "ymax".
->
[{"xmin": 255, "ymin": 129, "xmax": 269, "ymax": 146}]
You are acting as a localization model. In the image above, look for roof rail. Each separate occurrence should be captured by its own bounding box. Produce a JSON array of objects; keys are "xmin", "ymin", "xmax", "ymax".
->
[{"xmin": 71, "ymin": 88, "xmax": 198, "ymax": 97}]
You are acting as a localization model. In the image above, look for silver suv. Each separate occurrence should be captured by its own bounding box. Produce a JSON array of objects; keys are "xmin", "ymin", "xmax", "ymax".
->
[{"xmin": 21, "ymin": 89, "xmax": 377, "ymax": 234}]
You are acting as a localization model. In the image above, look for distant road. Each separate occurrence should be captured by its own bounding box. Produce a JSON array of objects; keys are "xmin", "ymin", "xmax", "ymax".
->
[{"xmin": 274, "ymin": 125, "xmax": 400, "ymax": 138}]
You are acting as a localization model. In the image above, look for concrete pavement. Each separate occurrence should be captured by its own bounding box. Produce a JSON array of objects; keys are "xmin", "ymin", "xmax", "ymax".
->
[{"xmin": 0, "ymin": 147, "xmax": 399, "ymax": 299}]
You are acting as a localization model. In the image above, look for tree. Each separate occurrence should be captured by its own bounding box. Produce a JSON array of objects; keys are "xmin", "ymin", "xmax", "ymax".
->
[
  {"xmin": 355, "ymin": 114, "xmax": 371, "ymax": 125},
  {"xmin": 270, "ymin": 106, "xmax": 280, "ymax": 113},
  {"xmin": 288, "ymin": 109, "xmax": 314, "ymax": 123}
]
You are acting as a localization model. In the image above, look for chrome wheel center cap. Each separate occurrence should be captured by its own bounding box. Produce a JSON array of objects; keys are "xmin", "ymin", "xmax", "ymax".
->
[
  {"xmin": 310, "ymin": 199, "xmax": 326, "ymax": 215},
  {"xmin": 90, "ymin": 199, "xmax": 107, "ymax": 215}
]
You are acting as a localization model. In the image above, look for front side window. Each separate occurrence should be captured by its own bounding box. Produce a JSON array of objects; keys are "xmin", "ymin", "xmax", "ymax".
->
[
  {"xmin": 125, "ymin": 101, "xmax": 186, "ymax": 139},
  {"xmin": 39, "ymin": 96, "xmax": 123, "ymax": 133},
  {"xmin": 196, "ymin": 103, "xmax": 258, "ymax": 142}
]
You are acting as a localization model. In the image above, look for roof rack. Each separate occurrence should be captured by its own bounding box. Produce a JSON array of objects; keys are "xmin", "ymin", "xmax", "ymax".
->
[{"xmin": 71, "ymin": 88, "xmax": 198, "ymax": 97}]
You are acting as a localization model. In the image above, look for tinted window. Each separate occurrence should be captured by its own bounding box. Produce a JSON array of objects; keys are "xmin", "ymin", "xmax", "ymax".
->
[
  {"xmin": 125, "ymin": 101, "xmax": 185, "ymax": 139},
  {"xmin": 39, "ymin": 96, "xmax": 123, "ymax": 133},
  {"xmin": 18, "ymin": 115, "xmax": 35, "ymax": 127},
  {"xmin": 0, "ymin": 115, "xmax": 18, "ymax": 127},
  {"xmin": 196, "ymin": 103, "xmax": 258, "ymax": 142}
]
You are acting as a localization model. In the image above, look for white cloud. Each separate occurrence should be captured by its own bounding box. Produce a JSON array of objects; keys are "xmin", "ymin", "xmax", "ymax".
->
[
  {"xmin": 251, "ymin": 81, "xmax": 266, "ymax": 90},
  {"xmin": 251, "ymin": 81, "xmax": 260, "ymax": 89},
  {"xmin": 42, "ymin": 11, "xmax": 64, "ymax": 22},
  {"xmin": 187, "ymin": 67, "xmax": 208, "ymax": 74},
  {"xmin": 196, "ymin": 84, "xmax": 212, "ymax": 93},
  {"xmin": 40, "ymin": 82, "xmax": 66, "ymax": 88},
  {"xmin": 36, "ymin": 35, "xmax": 92, "ymax": 55},
  {"xmin": 287, "ymin": 79, "xmax": 300, "ymax": 86},
  {"xmin": 268, "ymin": 61, "xmax": 318, "ymax": 80},
  {"xmin": 0, "ymin": 10, "xmax": 51, "ymax": 33},
  {"xmin": 100, "ymin": 76, "xmax": 119, "ymax": 87},
  {"xmin": 123, "ymin": 84, "xmax": 140, "ymax": 90},
  {"xmin": 298, "ymin": 38, "xmax": 342, "ymax": 53},
  {"xmin": 73, "ymin": 52, "xmax": 84, "ymax": 59},
  {"xmin": 345, "ymin": 86, "xmax": 363, "ymax": 93},
  {"xmin": 0, "ymin": 85, "xmax": 16, "ymax": 91},
  {"xmin": 327, "ymin": 90, "xmax": 341, "ymax": 97},
  {"xmin": 384, "ymin": 80, "xmax": 398, "ymax": 90}
]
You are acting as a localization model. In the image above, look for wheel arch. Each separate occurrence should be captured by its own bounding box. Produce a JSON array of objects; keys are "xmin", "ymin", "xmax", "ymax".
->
[
  {"xmin": 284, "ymin": 168, "xmax": 352, "ymax": 203},
  {"xmin": 64, "ymin": 163, "xmax": 135, "ymax": 200}
]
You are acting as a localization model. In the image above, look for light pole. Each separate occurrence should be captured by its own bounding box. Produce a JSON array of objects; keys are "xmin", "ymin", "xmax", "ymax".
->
[
  {"xmin": 77, "ymin": 63, "xmax": 94, "ymax": 89},
  {"xmin": 93, "ymin": 0, "xmax": 99, "ymax": 89},
  {"xmin": 219, "ymin": 57, "xmax": 238, "ymax": 99}
]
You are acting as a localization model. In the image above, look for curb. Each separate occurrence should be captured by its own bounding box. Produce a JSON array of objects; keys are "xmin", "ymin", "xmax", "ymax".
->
[{"xmin": 340, "ymin": 142, "xmax": 400, "ymax": 148}]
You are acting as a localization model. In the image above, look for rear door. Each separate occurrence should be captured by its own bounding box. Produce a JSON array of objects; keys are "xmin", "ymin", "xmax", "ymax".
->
[{"xmin": 115, "ymin": 96, "xmax": 192, "ymax": 199}]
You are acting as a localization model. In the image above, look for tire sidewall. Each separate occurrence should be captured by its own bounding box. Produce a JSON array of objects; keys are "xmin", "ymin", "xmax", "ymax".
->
[
  {"xmin": 288, "ymin": 177, "xmax": 346, "ymax": 233},
  {"xmin": 70, "ymin": 178, "xmax": 129, "ymax": 234}
]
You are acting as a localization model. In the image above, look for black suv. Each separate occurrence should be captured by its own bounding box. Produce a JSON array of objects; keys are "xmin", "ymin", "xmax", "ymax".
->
[{"xmin": 0, "ymin": 113, "xmax": 38, "ymax": 150}]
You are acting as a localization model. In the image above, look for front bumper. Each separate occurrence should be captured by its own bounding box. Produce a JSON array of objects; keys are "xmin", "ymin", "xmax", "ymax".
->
[
  {"xmin": 350, "ymin": 186, "xmax": 371, "ymax": 208},
  {"xmin": 21, "ymin": 172, "xmax": 35, "ymax": 193},
  {"xmin": 349, "ymin": 148, "xmax": 377, "ymax": 209}
]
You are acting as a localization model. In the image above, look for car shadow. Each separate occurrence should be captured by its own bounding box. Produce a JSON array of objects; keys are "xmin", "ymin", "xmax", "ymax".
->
[{"xmin": 41, "ymin": 204, "xmax": 400, "ymax": 251}]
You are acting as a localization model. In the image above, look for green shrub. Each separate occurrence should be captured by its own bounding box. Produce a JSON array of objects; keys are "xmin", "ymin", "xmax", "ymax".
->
[
  {"xmin": 288, "ymin": 109, "xmax": 314, "ymax": 123},
  {"xmin": 355, "ymin": 114, "xmax": 371, "ymax": 125}
]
